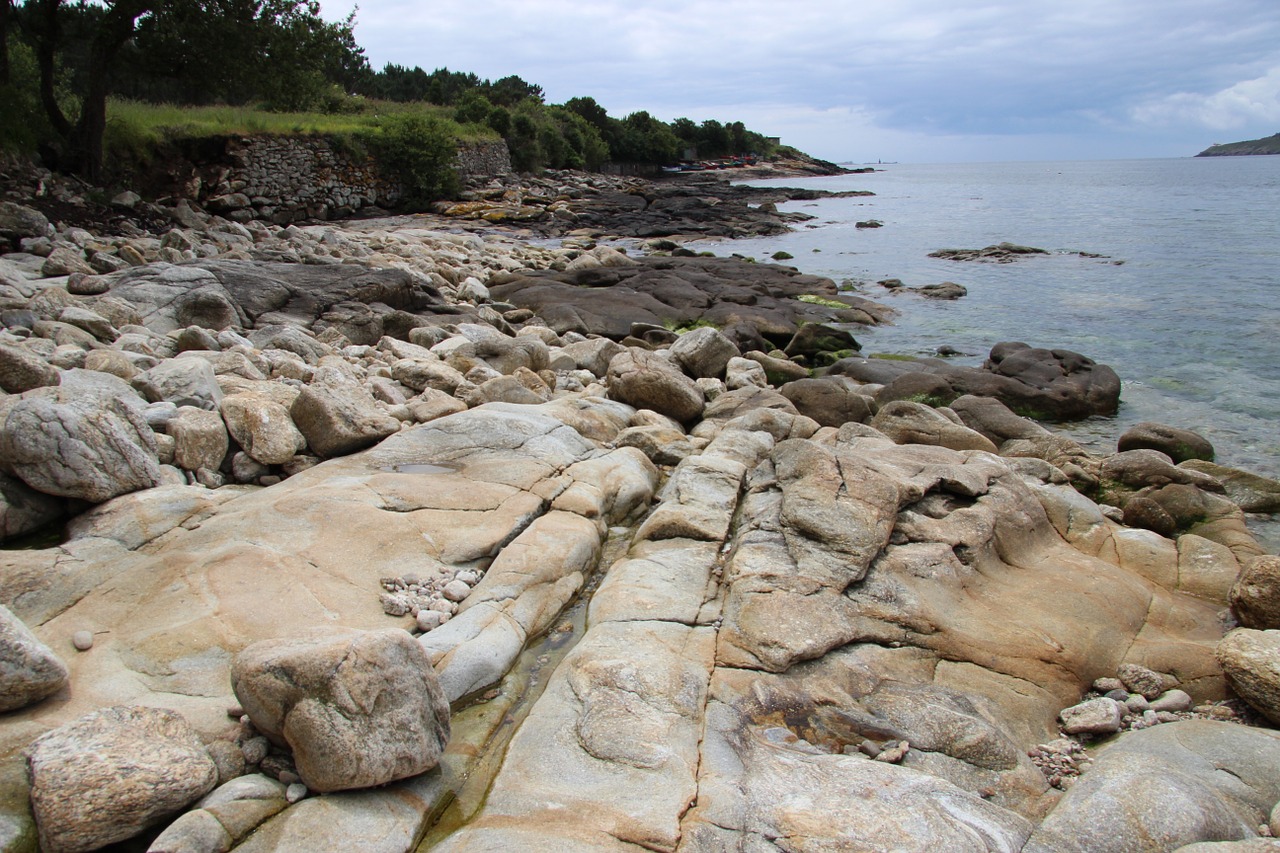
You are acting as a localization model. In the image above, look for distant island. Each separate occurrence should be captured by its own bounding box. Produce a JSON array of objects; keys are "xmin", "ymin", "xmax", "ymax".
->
[{"xmin": 1195, "ymin": 133, "xmax": 1280, "ymax": 156}]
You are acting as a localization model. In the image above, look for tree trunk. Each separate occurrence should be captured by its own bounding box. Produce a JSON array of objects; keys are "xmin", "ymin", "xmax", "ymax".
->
[
  {"xmin": 0, "ymin": 0, "xmax": 12, "ymax": 86},
  {"xmin": 31, "ymin": 0, "xmax": 72, "ymax": 140}
]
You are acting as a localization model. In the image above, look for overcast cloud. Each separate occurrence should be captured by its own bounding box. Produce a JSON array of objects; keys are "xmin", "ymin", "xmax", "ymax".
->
[{"xmin": 319, "ymin": 0, "xmax": 1280, "ymax": 162}]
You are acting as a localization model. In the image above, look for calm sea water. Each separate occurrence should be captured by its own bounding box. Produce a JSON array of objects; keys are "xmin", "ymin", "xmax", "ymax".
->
[{"xmin": 707, "ymin": 158, "xmax": 1280, "ymax": 486}]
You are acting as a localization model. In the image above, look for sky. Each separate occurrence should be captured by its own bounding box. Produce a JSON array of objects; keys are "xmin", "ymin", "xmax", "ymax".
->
[{"xmin": 318, "ymin": 0, "xmax": 1280, "ymax": 163}]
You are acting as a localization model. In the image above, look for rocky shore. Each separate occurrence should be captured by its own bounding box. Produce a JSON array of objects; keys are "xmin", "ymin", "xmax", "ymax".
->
[{"xmin": 3, "ymin": 160, "xmax": 1280, "ymax": 853}]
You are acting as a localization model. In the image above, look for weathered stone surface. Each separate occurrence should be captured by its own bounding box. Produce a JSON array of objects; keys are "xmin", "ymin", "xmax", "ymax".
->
[
  {"xmin": 231, "ymin": 628, "xmax": 450, "ymax": 793},
  {"xmin": 134, "ymin": 356, "xmax": 224, "ymax": 410},
  {"xmin": 1025, "ymin": 721, "xmax": 1280, "ymax": 852},
  {"xmin": 1217, "ymin": 629, "xmax": 1280, "ymax": 724},
  {"xmin": 606, "ymin": 348, "xmax": 705, "ymax": 424},
  {"xmin": 0, "ymin": 602, "xmax": 68, "ymax": 712},
  {"xmin": 779, "ymin": 376, "xmax": 873, "ymax": 427},
  {"xmin": 1120, "ymin": 421, "xmax": 1215, "ymax": 462},
  {"xmin": 1059, "ymin": 697, "xmax": 1124, "ymax": 734},
  {"xmin": 870, "ymin": 399, "xmax": 999, "ymax": 453},
  {"xmin": 25, "ymin": 705, "xmax": 218, "ymax": 853},
  {"xmin": 0, "ymin": 368, "xmax": 161, "ymax": 502},
  {"xmin": 1183, "ymin": 459, "xmax": 1280, "ymax": 514},
  {"xmin": 289, "ymin": 379, "xmax": 400, "ymax": 458},
  {"xmin": 168, "ymin": 406, "xmax": 229, "ymax": 472},
  {"xmin": 1231, "ymin": 555, "xmax": 1280, "ymax": 630},
  {"xmin": 669, "ymin": 325, "xmax": 740, "ymax": 379},
  {"xmin": 0, "ymin": 341, "xmax": 60, "ymax": 393},
  {"xmin": 220, "ymin": 391, "xmax": 306, "ymax": 465}
]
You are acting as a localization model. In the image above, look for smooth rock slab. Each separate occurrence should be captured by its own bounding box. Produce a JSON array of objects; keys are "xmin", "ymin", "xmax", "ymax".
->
[
  {"xmin": 25, "ymin": 705, "xmax": 218, "ymax": 853},
  {"xmin": 1025, "ymin": 721, "xmax": 1280, "ymax": 853},
  {"xmin": 231, "ymin": 627, "xmax": 450, "ymax": 792}
]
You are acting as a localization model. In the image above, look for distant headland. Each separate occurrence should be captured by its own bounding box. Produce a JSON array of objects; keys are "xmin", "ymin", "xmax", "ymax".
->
[{"xmin": 1195, "ymin": 133, "xmax": 1280, "ymax": 156}]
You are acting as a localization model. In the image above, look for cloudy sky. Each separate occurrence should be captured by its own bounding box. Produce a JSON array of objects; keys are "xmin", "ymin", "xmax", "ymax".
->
[{"xmin": 319, "ymin": 0, "xmax": 1280, "ymax": 163}]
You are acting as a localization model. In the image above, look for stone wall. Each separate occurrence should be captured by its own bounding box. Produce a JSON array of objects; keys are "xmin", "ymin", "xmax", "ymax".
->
[{"xmin": 188, "ymin": 136, "xmax": 511, "ymax": 225}]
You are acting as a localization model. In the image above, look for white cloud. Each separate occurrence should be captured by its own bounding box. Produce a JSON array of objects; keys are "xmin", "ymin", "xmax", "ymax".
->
[{"xmin": 1132, "ymin": 66, "xmax": 1280, "ymax": 129}]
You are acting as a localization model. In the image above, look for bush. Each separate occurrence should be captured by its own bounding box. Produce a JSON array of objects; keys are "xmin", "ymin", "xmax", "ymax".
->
[{"xmin": 362, "ymin": 113, "xmax": 460, "ymax": 208}]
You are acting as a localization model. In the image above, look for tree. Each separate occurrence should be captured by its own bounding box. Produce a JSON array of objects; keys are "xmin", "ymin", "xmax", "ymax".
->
[
  {"xmin": 21, "ymin": 0, "xmax": 152, "ymax": 180},
  {"xmin": 0, "ymin": 0, "xmax": 12, "ymax": 85}
]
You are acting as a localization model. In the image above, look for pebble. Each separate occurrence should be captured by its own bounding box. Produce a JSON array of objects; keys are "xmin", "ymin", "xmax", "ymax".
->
[
  {"xmin": 226, "ymin": 704, "xmax": 245, "ymax": 718},
  {"xmin": 873, "ymin": 741, "xmax": 910, "ymax": 763},
  {"xmin": 1149, "ymin": 689, "xmax": 1193, "ymax": 713},
  {"xmin": 1125, "ymin": 694, "xmax": 1150, "ymax": 714},
  {"xmin": 71, "ymin": 630, "xmax": 94, "ymax": 651},
  {"xmin": 416, "ymin": 610, "xmax": 446, "ymax": 632},
  {"xmin": 241, "ymin": 736, "xmax": 269, "ymax": 765},
  {"xmin": 455, "ymin": 571, "xmax": 480, "ymax": 586},
  {"xmin": 279, "ymin": 770, "xmax": 301, "ymax": 785},
  {"xmin": 441, "ymin": 579, "xmax": 471, "ymax": 602},
  {"xmin": 285, "ymin": 782, "xmax": 308, "ymax": 803},
  {"xmin": 1092, "ymin": 677, "xmax": 1125, "ymax": 693},
  {"xmin": 1060, "ymin": 697, "xmax": 1124, "ymax": 734},
  {"xmin": 1117, "ymin": 663, "xmax": 1171, "ymax": 700}
]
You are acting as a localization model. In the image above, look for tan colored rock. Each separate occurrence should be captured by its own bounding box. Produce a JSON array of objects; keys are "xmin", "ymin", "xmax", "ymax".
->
[
  {"xmin": 1218, "ymin": 629, "xmax": 1280, "ymax": 724},
  {"xmin": 26, "ymin": 705, "xmax": 217, "ymax": 853},
  {"xmin": 220, "ymin": 392, "xmax": 307, "ymax": 465},
  {"xmin": 871, "ymin": 399, "xmax": 999, "ymax": 453},
  {"xmin": 1231, "ymin": 555, "xmax": 1280, "ymax": 629},
  {"xmin": 232, "ymin": 628, "xmax": 450, "ymax": 793},
  {"xmin": 168, "ymin": 406, "xmax": 229, "ymax": 472},
  {"xmin": 606, "ymin": 348, "xmax": 705, "ymax": 424}
]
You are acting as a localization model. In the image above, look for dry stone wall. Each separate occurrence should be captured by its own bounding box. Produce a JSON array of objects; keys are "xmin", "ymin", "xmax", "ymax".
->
[{"xmin": 192, "ymin": 136, "xmax": 511, "ymax": 225}]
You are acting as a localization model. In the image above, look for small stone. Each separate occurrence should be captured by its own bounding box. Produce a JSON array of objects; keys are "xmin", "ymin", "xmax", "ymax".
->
[
  {"xmin": 1092, "ymin": 677, "xmax": 1125, "ymax": 693},
  {"xmin": 72, "ymin": 630, "xmax": 94, "ymax": 651},
  {"xmin": 1060, "ymin": 697, "xmax": 1124, "ymax": 734},
  {"xmin": 416, "ymin": 610, "xmax": 445, "ymax": 632},
  {"xmin": 1155, "ymin": 711, "xmax": 1182, "ymax": 724},
  {"xmin": 1149, "ymin": 689, "xmax": 1193, "ymax": 713},
  {"xmin": 455, "ymin": 571, "xmax": 480, "ymax": 585},
  {"xmin": 441, "ymin": 579, "xmax": 471, "ymax": 602},
  {"xmin": 206, "ymin": 739, "xmax": 247, "ymax": 785},
  {"xmin": 427, "ymin": 598, "xmax": 455, "ymax": 614},
  {"xmin": 873, "ymin": 741, "xmax": 910, "ymax": 763},
  {"xmin": 278, "ymin": 770, "xmax": 301, "ymax": 785},
  {"xmin": 858, "ymin": 739, "xmax": 882, "ymax": 758},
  {"xmin": 1125, "ymin": 694, "xmax": 1150, "ymax": 713},
  {"xmin": 1141, "ymin": 709, "xmax": 1160, "ymax": 727},
  {"xmin": 227, "ymin": 704, "xmax": 245, "ymax": 718},
  {"xmin": 285, "ymin": 782, "xmax": 308, "ymax": 804},
  {"xmin": 241, "ymin": 736, "xmax": 269, "ymax": 765},
  {"xmin": 1105, "ymin": 688, "xmax": 1129, "ymax": 702},
  {"xmin": 379, "ymin": 592, "xmax": 411, "ymax": 617},
  {"xmin": 1117, "ymin": 663, "xmax": 1172, "ymax": 699}
]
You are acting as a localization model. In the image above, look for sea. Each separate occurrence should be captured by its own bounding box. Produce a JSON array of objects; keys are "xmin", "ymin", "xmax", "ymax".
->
[{"xmin": 704, "ymin": 157, "xmax": 1280, "ymax": 545}]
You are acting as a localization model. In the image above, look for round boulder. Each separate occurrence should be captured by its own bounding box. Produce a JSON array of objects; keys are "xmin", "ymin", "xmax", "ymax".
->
[
  {"xmin": 1217, "ymin": 628, "xmax": 1280, "ymax": 724},
  {"xmin": 1119, "ymin": 422, "xmax": 1215, "ymax": 463},
  {"xmin": 606, "ymin": 348, "xmax": 705, "ymax": 424},
  {"xmin": 231, "ymin": 628, "xmax": 451, "ymax": 793},
  {"xmin": 25, "ymin": 705, "xmax": 218, "ymax": 853},
  {"xmin": 1231, "ymin": 555, "xmax": 1280, "ymax": 630}
]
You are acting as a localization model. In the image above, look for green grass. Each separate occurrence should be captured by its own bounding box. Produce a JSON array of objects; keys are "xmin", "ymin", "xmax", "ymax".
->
[{"xmin": 103, "ymin": 98, "xmax": 497, "ymax": 162}]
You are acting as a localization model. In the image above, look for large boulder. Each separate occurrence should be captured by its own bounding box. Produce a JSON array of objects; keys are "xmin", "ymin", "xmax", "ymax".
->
[
  {"xmin": 0, "ymin": 341, "xmax": 60, "ymax": 393},
  {"xmin": 134, "ymin": 357, "xmax": 224, "ymax": 410},
  {"xmin": 289, "ymin": 379, "xmax": 401, "ymax": 458},
  {"xmin": 231, "ymin": 628, "xmax": 451, "ymax": 793},
  {"xmin": 0, "ymin": 369, "xmax": 161, "ymax": 502},
  {"xmin": 779, "ymin": 377, "xmax": 873, "ymax": 428},
  {"xmin": 0, "ymin": 201, "xmax": 52, "ymax": 242},
  {"xmin": 0, "ymin": 602, "xmax": 68, "ymax": 711},
  {"xmin": 168, "ymin": 406, "xmax": 230, "ymax": 472},
  {"xmin": 1119, "ymin": 422, "xmax": 1215, "ymax": 463},
  {"xmin": 1025, "ymin": 721, "xmax": 1280, "ymax": 853},
  {"xmin": 220, "ymin": 392, "xmax": 307, "ymax": 465},
  {"xmin": 1217, "ymin": 629, "xmax": 1280, "ymax": 724},
  {"xmin": 25, "ymin": 705, "xmax": 218, "ymax": 853},
  {"xmin": 1231, "ymin": 556, "xmax": 1280, "ymax": 630},
  {"xmin": 606, "ymin": 348, "xmax": 705, "ymax": 424},
  {"xmin": 1182, "ymin": 460, "xmax": 1280, "ymax": 514},
  {"xmin": 870, "ymin": 400, "xmax": 998, "ymax": 453},
  {"xmin": 669, "ymin": 326, "xmax": 740, "ymax": 379}
]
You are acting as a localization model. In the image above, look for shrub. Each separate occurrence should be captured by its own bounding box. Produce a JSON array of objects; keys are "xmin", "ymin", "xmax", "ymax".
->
[{"xmin": 362, "ymin": 113, "xmax": 460, "ymax": 209}]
